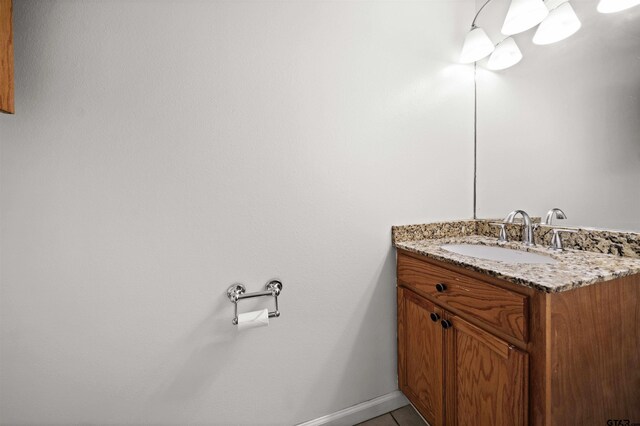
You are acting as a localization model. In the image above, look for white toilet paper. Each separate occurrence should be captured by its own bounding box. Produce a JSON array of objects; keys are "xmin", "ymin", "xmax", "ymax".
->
[{"xmin": 236, "ymin": 308, "xmax": 269, "ymax": 330}]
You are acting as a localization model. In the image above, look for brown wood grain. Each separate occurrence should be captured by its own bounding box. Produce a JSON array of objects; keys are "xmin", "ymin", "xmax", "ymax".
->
[
  {"xmin": 398, "ymin": 287, "xmax": 445, "ymax": 426},
  {"xmin": 398, "ymin": 252, "xmax": 528, "ymax": 342},
  {"xmin": 396, "ymin": 248, "xmax": 639, "ymax": 426},
  {"xmin": 397, "ymin": 286, "xmax": 405, "ymax": 394},
  {"xmin": 525, "ymin": 290, "xmax": 551, "ymax": 426},
  {"xmin": 0, "ymin": 0, "xmax": 14, "ymax": 114},
  {"xmin": 399, "ymin": 250, "xmax": 535, "ymax": 298},
  {"xmin": 445, "ymin": 314, "xmax": 528, "ymax": 426},
  {"xmin": 549, "ymin": 273, "xmax": 640, "ymax": 425}
]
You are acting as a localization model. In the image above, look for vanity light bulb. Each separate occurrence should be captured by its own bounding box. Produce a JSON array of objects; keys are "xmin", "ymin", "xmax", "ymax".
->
[
  {"xmin": 533, "ymin": 2, "xmax": 581, "ymax": 45},
  {"xmin": 460, "ymin": 27, "xmax": 495, "ymax": 63},
  {"xmin": 597, "ymin": 0, "xmax": 640, "ymax": 13}
]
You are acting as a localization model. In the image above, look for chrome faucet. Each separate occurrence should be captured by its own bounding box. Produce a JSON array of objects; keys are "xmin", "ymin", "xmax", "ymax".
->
[
  {"xmin": 543, "ymin": 208, "xmax": 567, "ymax": 225},
  {"xmin": 543, "ymin": 208, "xmax": 575, "ymax": 250},
  {"xmin": 504, "ymin": 210, "xmax": 535, "ymax": 246}
]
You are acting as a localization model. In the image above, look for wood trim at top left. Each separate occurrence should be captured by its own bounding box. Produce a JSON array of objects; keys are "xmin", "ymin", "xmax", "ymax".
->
[{"xmin": 1, "ymin": 0, "xmax": 14, "ymax": 114}]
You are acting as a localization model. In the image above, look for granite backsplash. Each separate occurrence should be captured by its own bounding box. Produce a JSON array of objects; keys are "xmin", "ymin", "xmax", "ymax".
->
[{"xmin": 393, "ymin": 219, "xmax": 640, "ymax": 259}]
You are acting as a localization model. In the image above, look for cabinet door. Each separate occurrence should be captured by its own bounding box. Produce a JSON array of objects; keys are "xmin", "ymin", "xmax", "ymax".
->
[
  {"xmin": 0, "ymin": 0, "xmax": 14, "ymax": 114},
  {"xmin": 445, "ymin": 315, "xmax": 528, "ymax": 426},
  {"xmin": 398, "ymin": 287, "xmax": 444, "ymax": 426}
]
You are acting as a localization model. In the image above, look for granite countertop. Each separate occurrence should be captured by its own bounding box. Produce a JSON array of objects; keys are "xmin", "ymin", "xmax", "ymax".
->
[{"xmin": 393, "ymin": 220, "xmax": 640, "ymax": 293}]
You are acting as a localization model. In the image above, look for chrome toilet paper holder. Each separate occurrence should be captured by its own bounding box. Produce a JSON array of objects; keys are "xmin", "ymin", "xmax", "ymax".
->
[{"xmin": 226, "ymin": 280, "xmax": 283, "ymax": 325}]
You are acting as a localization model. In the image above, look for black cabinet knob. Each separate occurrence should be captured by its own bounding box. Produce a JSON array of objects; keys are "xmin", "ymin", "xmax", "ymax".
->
[
  {"xmin": 441, "ymin": 319, "xmax": 452, "ymax": 329},
  {"xmin": 435, "ymin": 283, "xmax": 447, "ymax": 292},
  {"xmin": 430, "ymin": 312, "xmax": 440, "ymax": 322}
]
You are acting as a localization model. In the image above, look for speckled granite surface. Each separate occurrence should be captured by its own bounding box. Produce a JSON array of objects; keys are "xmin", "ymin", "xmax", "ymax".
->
[
  {"xmin": 475, "ymin": 220, "xmax": 640, "ymax": 258},
  {"xmin": 391, "ymin": 220, "xmax": 477, "ymax": 242},
  {"xmin": 392, "ymin": 220, "xmax": 640, "ymax": 293}
]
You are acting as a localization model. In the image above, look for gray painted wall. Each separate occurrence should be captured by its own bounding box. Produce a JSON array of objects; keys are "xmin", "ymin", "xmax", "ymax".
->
[
  {"xmin": 475, "ymin": 0, "xmax": 640, "ymax": 231},
  {"xmin": 0, "ymin": 1, "xmax": 474, "ymax": 424}
]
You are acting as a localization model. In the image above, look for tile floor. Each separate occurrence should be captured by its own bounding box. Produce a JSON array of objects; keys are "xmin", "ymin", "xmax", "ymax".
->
[{"xmin": 355, "ymin": 405, "xmax": 427, "ymax": 426}]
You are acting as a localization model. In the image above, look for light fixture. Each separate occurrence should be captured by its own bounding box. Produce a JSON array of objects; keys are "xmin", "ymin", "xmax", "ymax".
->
[
  {"xmin": 460, "ymin": 26, "xmax": 495, "ymax": 63},
  {"xmin": 533, "ymin": 2, "xmax": 581, "ymax": 45},
  {"xmin": 487, "ymin": 37, "xmax": 523, "ymax": 70},
  {"xmin": 502, "ymin": 0, "xmax": 549, "ymax": 35},
  {"xmin": 597, "ymin": 0, "xmax": 640, "ymax": 13}
]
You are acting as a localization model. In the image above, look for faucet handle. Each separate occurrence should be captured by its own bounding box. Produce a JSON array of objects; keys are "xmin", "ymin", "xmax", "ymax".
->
[
  {"xmin": 489, "ymin": 222, "xmax": 508, "ymax": 243},
  {"xmin": 550, "ymin": 228, "xmax": 577, "ymax": 251}
]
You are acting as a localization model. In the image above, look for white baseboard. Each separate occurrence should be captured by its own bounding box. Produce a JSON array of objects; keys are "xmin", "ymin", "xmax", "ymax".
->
[{"xmin": 296, "ymin": 390, "xmax": 409, "ymax": 426}]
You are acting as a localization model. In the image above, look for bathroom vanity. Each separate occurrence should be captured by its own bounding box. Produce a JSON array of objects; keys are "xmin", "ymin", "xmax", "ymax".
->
[{"xmin": 393, "ymin": 221, "xmax": 640, "ymax": 426}]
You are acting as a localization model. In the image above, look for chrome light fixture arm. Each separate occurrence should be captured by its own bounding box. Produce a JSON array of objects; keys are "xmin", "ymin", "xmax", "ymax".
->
[{"xmin": 472, "ymin": 0, "xmax": 494, "ymax": 28}]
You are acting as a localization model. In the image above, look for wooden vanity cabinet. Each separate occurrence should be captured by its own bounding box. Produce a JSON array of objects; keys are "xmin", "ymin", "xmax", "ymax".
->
[
  {"xmin": 1, "ymin": 0, "xmax": 14, "ymax": 114},
  {"xmin": 443, "ymin": 314, "xmax": 528, "ymax": 426},
  {"xmin": 398, "ymin": 285, "xmax": 528, "ymax": 426},
  {"xmin": 397, "ymin": 249, "xmax": 640, "ymax": 426},
  {"xmin": 398, "ymin": 287, "xmax": 445, "ymax": 426}
]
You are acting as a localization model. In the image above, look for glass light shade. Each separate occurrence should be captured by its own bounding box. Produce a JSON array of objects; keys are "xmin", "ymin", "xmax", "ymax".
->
[
  {"xmin": 460, "ymin": 27, "xmax": 495, "ymax": 63},
  {"xmin": 544, "ymin": 0, "xmax": 567, "ymax": 9},
  {"xmin": 533, "ymin": 2, "xmax": 581, "ymax": 45},
  {"xmin": 487, "ymin": 37, "xmax": 523, "ymax": 70},
  {"xmin": 501, "ymin": 0, "xmax": 549, "ymax": 35},
  {"xmin": 597, "ymin": 0, "xmax": 640, "ymax": 13}
]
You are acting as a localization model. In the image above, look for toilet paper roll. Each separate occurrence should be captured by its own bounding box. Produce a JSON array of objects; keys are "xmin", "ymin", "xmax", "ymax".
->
[{"xmin": 237, "ymin": 308, "xmax": 269, "ymax": 330}]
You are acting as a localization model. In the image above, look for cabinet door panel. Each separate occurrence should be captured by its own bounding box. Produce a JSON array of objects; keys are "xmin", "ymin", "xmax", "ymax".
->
[
  {"xmin": 398, "ymin": 287, "xmax": 444, "ymax": 426},
  {"xmin": 445, "ymin": 315, "xmax": 528, "ymax": 426},
  {"xmin": 0, "ymin": 0, "xmax": 14, "ymax": 114}
]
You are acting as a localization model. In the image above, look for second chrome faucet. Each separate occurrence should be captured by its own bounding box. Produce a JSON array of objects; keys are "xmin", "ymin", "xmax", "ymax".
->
[{"xmin": 502, "ymin": 208, "xmax": 573, "ymax": 250}]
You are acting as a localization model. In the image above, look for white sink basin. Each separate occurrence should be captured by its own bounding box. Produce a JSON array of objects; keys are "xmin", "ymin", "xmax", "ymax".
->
[{"xmin": 440, "ymin": 244, "xmax": 557, "ymax": 264}]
